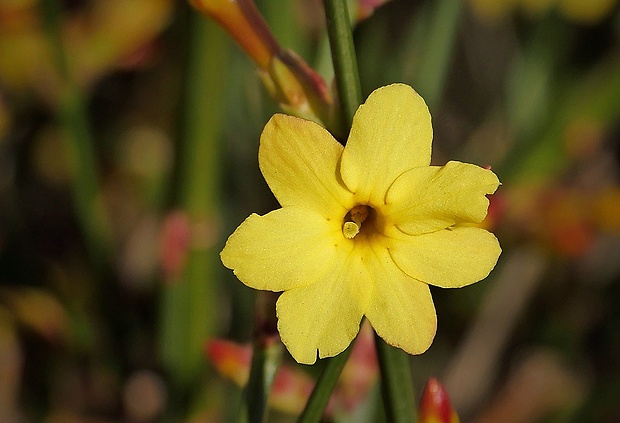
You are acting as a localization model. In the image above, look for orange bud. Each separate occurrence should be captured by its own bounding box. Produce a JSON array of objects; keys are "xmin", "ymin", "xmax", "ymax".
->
[
  {"xmin": 419, "ymin": 377, "xmax": 460, "ymax": 423},
  {"xmin": 356, "ymin": 0, "xmax": 392, "ymax": 20},
  {"xmin": 189, "ymin": 0, "xmax": 342, "ymax": 135},
  {"xmin": 260, "ymin": 49, "xmax": 340, "ymax": 131},
  {"xmin": 189, "ymin": 0, "xmax": 279, "ymax": 69},
  {"xmin": 204, "ymin": 339, "xmax": 252, "ymax": 386}
]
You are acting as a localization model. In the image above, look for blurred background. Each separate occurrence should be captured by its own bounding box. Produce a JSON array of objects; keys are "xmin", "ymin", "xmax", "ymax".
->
[{"xmin": 0, "ymin": 0, "xmax": 619, "ymax": 422}]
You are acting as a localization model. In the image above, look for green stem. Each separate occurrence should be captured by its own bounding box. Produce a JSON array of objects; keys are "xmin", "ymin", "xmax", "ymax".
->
[
  {"xmin": 245, "ymin": 346, "xmax": 269, "ymax": 423},
  {"xmin": 375, "ymin": 334, "xmax": 418, "ymax": 423},
  {"xmin": 323, "ymin": 0, "xmax": 362, "ymax": 127},
  {"xmin": 411, "ymin": 0, "xmax": 462, "ymax": 112},
  {"xmin": 296, "ymin": 3, "xmax": 362, "ymax": 421},
  {"xmin": 40, "ymin": 0, "xmax": 111, "ymax": 265},
  {"xmin": 245, "ymin": 339, "xmax": 281, "ymax": 423},
  {"xmin": 244, "ymin": 292, "xmax": 281, "ymax": 423},
  {"xmin": 298, "ymin": 343, "xmax": 354, "ymax": 423},
  {"xmin": 324, "ymin": 1, "xmax": 419, "ymax": 422}
]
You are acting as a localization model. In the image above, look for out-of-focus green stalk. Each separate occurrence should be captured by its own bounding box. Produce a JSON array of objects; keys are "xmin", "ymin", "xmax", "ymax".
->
[
  {"xmin": 260, "ymin": 0, "xmax": 305, "ymax": 57},
  {"xmin": 501, "ymin": 54, "xmax": 620, "ymax": 182},
  {"xmin": 39, "ymin": 0, "xmax": 111, "ymax": 265},
  {"xmin": 411, "ymin": 0, "xmax": 462, "ymax": 111},
  {"xmin": 505, "ymin": 17, "xmax": 569, "ymax": 144},
  {"xmin": 375, "ymin": 334, "xmax": 417, "ymax": 423},
  {"xmin": 159, "ymin": 13, "xmax": 228, "ymax": 388}
]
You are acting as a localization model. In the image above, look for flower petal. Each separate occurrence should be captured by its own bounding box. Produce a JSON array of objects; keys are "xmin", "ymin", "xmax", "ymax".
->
[
  {"xmin": 389, "ymin": 226, "xmax": 501, "ymax": 288},
  {"xmin": 365, "ymin": 246, "xmax": 436, "ymax": 355},
  {"xmin": 220, "ymin": 207, "xmax": 347, "ymax": 292},
  {"xmin": 385, "ymin": 161, "xmax": 500, "ymax": 235},
  {"xmin": 276, "ymin": 248, "xmax": 372, "ymax": 364},
  {"xmin": 259, "ymin": 114, "xmax": 354, "ymax": 216},
  {"xmin": 340, "ymin": 84, "xmax": 432, "ymax": 205}
]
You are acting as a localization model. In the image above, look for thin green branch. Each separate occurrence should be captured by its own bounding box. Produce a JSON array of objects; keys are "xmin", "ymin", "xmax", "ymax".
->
[
  {"xmin": 243, "ymin": 292, "xmax": 281, "ymax": 423},
  {"xmin": 245, "ymin": 340, "xmax": 281, "ymax": 423},
  {"xmin": 323, "ymin": 1, "xmax": 419, "ymax": 422},
  {"xmin": 375, "ymin": 334, "xmax": 418, "ymax": 423},
  {"xmin": 296, "ymin": 2, "xmax": 362, "ymax": 421},
  {"xmin": 323, "ymin": 0, "xmax": 362, "ymax": 128},
  {"xmin": 298, "ymin": 343, "xmax": 354, "ymax": 423}
]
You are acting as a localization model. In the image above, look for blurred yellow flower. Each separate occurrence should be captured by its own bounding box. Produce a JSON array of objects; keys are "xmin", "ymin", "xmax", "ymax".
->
[
  {"xmin": 470, "ymin": 0, "xmax": 617, "ymax": 23},
  {"xmin": 558, "ymin": 0, "xmax": 616, "ymax": 23},
  {"xmin": 221, "ymin": 84, "xmax": 501, "ymax": 364},
  {"xmin": 0, "ymin": 0, "xmax": 172, "ymax": 99}
]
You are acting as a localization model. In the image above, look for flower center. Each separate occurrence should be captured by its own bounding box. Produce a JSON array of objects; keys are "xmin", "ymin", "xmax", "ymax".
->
[{"xmin": 342, "ymin": 205, "xmax": 370, "ymax": 239}]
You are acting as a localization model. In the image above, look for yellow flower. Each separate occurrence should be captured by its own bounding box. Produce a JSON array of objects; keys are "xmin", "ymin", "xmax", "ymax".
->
[{"xmin": 221, "ymin": 84, "xmax": 501, "ymax": 365}]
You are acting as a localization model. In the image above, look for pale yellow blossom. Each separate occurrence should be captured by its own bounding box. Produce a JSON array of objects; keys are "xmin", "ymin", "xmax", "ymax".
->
[{"xmin": 221, "ymin": 84, "xmax": 501, "ymax": 364}]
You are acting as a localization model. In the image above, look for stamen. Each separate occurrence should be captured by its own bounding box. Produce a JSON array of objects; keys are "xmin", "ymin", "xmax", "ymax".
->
[
  {"xmin": 343, "ymin": 221, "xmax": 360, "ymax": 239},
  {"xmin": 350, "ymin": 205, "xmax": 368, "ymax": 225},
  {"xmin": 342, "ymin": 205, "xmax": 370, "ymax": 239}
]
